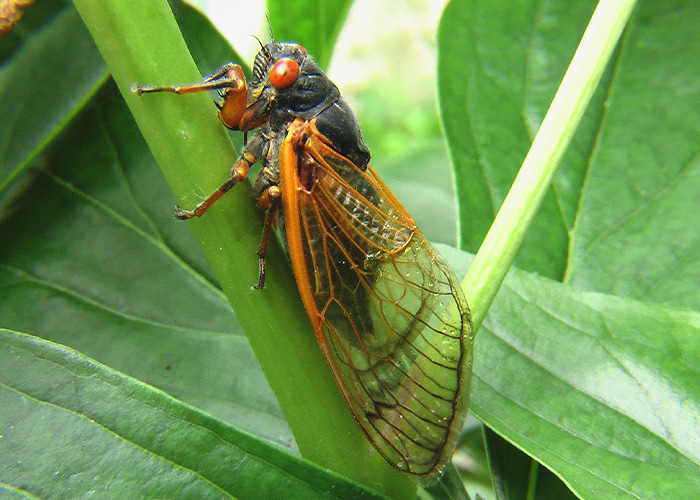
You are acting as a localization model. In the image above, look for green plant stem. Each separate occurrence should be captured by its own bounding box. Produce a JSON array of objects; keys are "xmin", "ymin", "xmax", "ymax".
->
[
  {"xmin": 72, "ymin": 0, "xmax": 415, "ymax": 498},
  {"xmin": 526, "ymin": 459, "xmax": 539, "ymax": 500},
  {"xmin": 462, "ymin": 0, "xmax": 638, "ymax": 330}
]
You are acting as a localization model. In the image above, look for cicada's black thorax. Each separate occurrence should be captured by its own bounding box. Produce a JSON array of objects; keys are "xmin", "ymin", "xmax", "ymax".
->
[{"xmin": 252, "ymin": 42, "xmax": 371, "ymax": 170}]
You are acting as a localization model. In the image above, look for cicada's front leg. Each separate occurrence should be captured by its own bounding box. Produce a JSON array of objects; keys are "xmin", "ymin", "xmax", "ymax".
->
[
  {"xmin": 133, "ymin": 62, "xmax": 254, "ymax": 220},
  {"xmin": 133, "ymin": 62, "xmax": 249, "ymax": 130},
  {"xmin": 210, "ymin": 64, "xmax": 249, "ymax": 130},
  {"xmin": 134, "ymin": 63, "xmax": 276, "ymax": 287}
]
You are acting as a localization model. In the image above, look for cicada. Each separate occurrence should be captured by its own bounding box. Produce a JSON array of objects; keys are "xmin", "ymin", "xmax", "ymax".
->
[{"xmin": 135, "ymin": 40, "xmax": 473, "ymax": 483}]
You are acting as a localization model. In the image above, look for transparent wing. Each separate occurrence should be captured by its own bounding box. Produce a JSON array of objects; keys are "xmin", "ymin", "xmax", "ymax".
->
[{"xmin": 279, "ymin": 124, "xmax": 473, "ymax": 481}]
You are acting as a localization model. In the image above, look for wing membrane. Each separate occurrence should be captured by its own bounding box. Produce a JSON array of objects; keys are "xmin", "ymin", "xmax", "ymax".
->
[{"xmin": 280, "ymin": 123, "xmax": 473, "ymax": 480}]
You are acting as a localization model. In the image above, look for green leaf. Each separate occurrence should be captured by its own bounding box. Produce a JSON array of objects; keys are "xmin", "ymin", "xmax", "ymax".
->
[
  {"xmin": 0, "ymin": 81, "xmax": 290, "ymax": 446},
  {"xmin": 438, "ymin": 0, "xmax": 605, "ymax": 281},
  {"xmin": 439, "ymin": 0, "xmax": 700, "ymax": 498},
  {"xmin": 476, "ymin": 266, "xmax": 700, "ymax": 499},
  {"xmin": 0, "ymin": 0, "xmax": 415, "ymax": 497},
  {"xmin": 440, "ymin": 246, "xmax": 700, "ymax": 500},
  {"xmin": 565, "ymin": 1, "xmax": 700, "ymax": 309},
  {"xmin": 0, "ymin": 329, "xmax": 390, "ymax": 500},
  {"xmin": 0, "ymin": 5, "xmax": 108, "ymax": 200},
  {"xmin": 267, "ymin": 0, "xmax": 353, "ymax": 69}
]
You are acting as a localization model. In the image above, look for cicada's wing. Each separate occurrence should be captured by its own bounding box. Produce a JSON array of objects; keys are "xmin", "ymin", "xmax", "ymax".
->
[{"xmin": 279, "ymin": 121, "xmax": 473, "ymax": 482}]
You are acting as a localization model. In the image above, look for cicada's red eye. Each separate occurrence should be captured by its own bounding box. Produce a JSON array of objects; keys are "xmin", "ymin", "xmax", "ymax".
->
[{"xmin": 269, "ymin": 58, "xmax": 300, "ymax": 89}]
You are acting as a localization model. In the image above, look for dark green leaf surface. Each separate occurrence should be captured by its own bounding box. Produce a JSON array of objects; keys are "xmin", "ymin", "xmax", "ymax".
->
[
  {"xmin": 0, "ymin": 81, "xmax": 291, "ymax": 448},
  {"xmin": 483, "ymin": 429, "xmax": 578, "ymax": 500},
  {"xmin": 0, "ymin": 0, "xmax": 290, "ymax": 448},
  {"xmin": 0, "ymin": 330, "xmax": 389, "ymax": 500},
  {"xmin": 0, "ymin": 6, "xmax": 107, "ymax": 198},
  {"xmin": 440, "ymin": 246, "xmax": 700, "ymax": 500},
  {"xmin": 267, "ymin": 0, "xmax": 353, "ymax": 69}
]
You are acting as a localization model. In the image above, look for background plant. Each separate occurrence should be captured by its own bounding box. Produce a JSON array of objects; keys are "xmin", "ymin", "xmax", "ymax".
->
[{"xmin": 1, "ymin": 0, "xmax": 698, "ymax": 499}]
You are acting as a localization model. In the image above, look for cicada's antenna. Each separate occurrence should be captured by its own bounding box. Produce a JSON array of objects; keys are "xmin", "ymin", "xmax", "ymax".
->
[
  {"xmin": 265, "ymin": 12, "xmax": 275, "ymax": 43},
  {"xmin": 249, "ymin": 33, "xmax": 272, "ymax": 60},
  {"xmin": 250, "ymin": 34, "xmax": 265, "ymax": 51}
]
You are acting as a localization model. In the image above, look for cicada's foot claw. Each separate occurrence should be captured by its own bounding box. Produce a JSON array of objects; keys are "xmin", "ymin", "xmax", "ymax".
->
[{"xmin": 174, "ymin": 205, "xmax": 196, "ymax": 220}]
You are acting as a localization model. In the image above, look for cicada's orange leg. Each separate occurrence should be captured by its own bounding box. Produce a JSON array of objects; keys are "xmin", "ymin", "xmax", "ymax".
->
[
  {"xmin": 173, "ymin": 153, "xmax": 255, "ymax": 220},
  {"xmin": 135, "ymin": 62, "xmax": 277, "ymax": 288},
  {"xmin": 134, "ymin": 63, "xmax": 257, "ymax": 219},
  {"xmin": 133, "ymin": 63, "xmax": 249, "ymax": 130},
  {"xmin": 174, "ymin": 127, "xmax": 270, "ymax": 219}
]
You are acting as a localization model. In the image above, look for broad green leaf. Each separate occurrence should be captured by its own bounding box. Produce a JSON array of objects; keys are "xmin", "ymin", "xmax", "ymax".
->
[
  {"xmin": 440, "ymin": 246, "xmax": 700, "ymax": 500},
  {"xmin": 267, "ymin": 0, "xmax": 353, "ymax": 69},
  {"xmin": 0, "ymin": 78, "xmax": 293, "ymax": 446},
  {"xmin": 566, "ymin": 0, "xmax": 700, "ymax": 310},
  {"xmin": 439, "ymin": 0, "xmax": 700, "ymax": 498},
  {"xmin": 0, "ymin": 1, "xmax": 289, "ymax": 447},
  {"xmin": 0, "ymin": 329, "xmax": 390, "ymax": 500},
  {"xmin": 438, "ymin": 0, "xmax": 607, "ymax": 280},
  {"xmin": 474, "ymin": 268, "xmax": 700, "ymax": 499},
  {"xmin": 0, "ymin": 5, "xmax": 107, "ymax": 200}
]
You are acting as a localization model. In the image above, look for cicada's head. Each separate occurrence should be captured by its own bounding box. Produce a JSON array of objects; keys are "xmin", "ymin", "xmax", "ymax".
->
[{"xmin": 242, "ymin": 42, "xmax": 340, "ymax": 130}]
